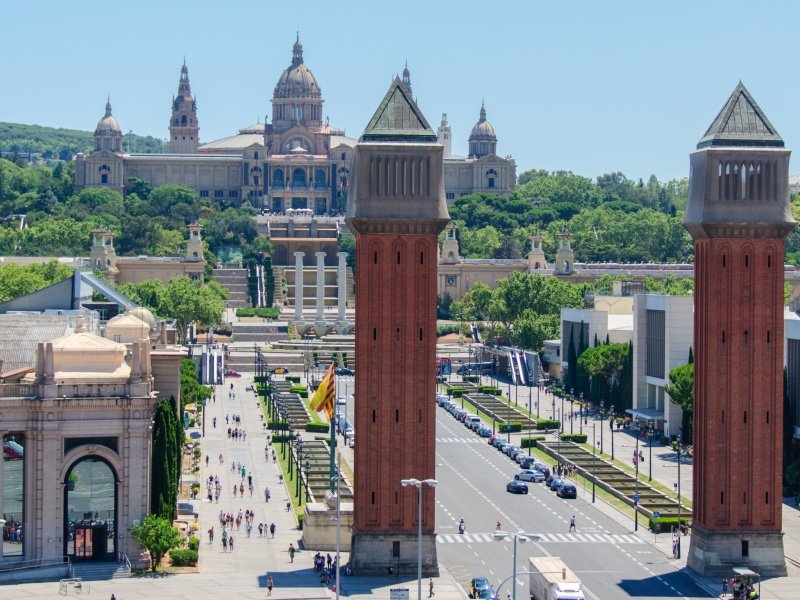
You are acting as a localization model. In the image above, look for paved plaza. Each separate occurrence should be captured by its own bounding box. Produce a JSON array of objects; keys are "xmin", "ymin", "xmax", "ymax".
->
[{"xmin": 4, "ymin": 367, "xmax": 800, "ymax": 599}]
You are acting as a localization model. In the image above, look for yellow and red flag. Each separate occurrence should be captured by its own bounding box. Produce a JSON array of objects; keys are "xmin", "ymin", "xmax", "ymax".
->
[{"xmin": 309, "ymin": 363, "xmax": 335, "ymax": 421}]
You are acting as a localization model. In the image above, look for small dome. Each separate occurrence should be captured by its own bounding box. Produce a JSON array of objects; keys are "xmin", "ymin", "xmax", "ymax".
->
[
  {"xmin": 96, "ymin": 99, "xmax": 122, "ymax": 135},
  {"xmin": 106, "ymin": 313, "xmax": 151, "ymax": 343},
  {"xmin": 48, "ymin": 329, "xmax": 130, "ymax": 383},
  {"xmin": 274, "ymin": 37, "xmax": 321, "ymax": 99},
  {"xmin": 129, "ymin": 307, "xmax": 157, "ymax": 331},
  {"xmin": 469, "ymin": 103, "xmax": 496, "ymax": 141}
]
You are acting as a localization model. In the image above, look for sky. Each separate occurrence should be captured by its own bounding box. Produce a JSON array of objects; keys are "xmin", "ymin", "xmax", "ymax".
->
[{"xmin": 2, "ymin": 0, "xmax": 799, "ymax": 182}]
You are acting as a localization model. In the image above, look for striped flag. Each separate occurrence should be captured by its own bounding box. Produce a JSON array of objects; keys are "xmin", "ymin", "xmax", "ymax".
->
[{"xmin": 309, "ymin": 363, "xmax": 335, "ymax": 421}]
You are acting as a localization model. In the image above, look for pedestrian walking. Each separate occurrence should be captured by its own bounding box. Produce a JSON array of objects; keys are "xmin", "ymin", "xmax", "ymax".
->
[
  {"xmin": 569, "ymin": 515, "xmax": 576, "ymax": 532},
  {"xmin": 267, "ymin": 575, "xmax": 274, "ymax": 596},
  {"xmin": 265, "ymin": 486, "xmax": 271, "ymax": 502},
  {"xmin": 270, "ymin": 522, "xmax": 276, "ymax": 538},
  {"xmin": 229, "ymin": 536, "xmax": 234, "ymax": 551},
  {"xmin": 429, "ymin": 578, "xmax": 435, "ymax": 597},
  {"xmin": 288, "ymin": 543, "xmax": 295, "ymax": 562},
  {"xmin": 111, "ymin": 595, "xmax": 117, "ymax": 600}
]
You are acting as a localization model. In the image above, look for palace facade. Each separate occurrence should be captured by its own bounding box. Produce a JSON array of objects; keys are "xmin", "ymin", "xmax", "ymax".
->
[{"xmin": 74, "ymin": 39, "xmax": 515, "ymax": 211}]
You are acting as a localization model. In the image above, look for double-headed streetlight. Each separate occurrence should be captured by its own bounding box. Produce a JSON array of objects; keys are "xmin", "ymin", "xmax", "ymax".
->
[
  {"xmin": 401, "ymin": 478, "xmax": 438, "ymax": 600},
  {"xmin": 493, "ymin": 530, "xmax": 532, "ymax": 600},
  {"xmin": 648, "ymin": 419, "xmax": 655, "ymax": 482}
]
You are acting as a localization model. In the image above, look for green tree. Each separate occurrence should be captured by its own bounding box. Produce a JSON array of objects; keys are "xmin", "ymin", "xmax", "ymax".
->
[
  {"xmin": 577, "ymin": 342, "xmax": 630, "ymax": 407},
  {"xmin": 0, "ymin": 260, "xmax": 73, "ymax": 302},
  {"xmin": 180, "ymin": 358, "xmax": 211, "ymax": 409},
  {"xmin": 130, "ymin": 514, "xmax": 183, "ymax": 572},
  {"xmin": 664, "ymin": 362, "xmax": 694, "ymax": 443},
  {"xmin": 161, "ymin": 277, "xmax": 225, "ymax": 342}
]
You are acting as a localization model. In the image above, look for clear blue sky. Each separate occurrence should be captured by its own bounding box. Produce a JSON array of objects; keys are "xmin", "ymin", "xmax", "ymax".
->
[{"xmin": 2, "ymin": 0, "xmax": 798, "ymax": 181}]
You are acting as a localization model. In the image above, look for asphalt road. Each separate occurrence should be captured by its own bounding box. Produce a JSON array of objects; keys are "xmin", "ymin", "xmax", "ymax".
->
[{"xmin": 432, "ymin": 406, "xmax": 711, "ymax": 600}]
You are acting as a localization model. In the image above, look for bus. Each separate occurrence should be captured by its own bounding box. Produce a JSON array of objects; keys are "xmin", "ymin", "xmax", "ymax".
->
[{"xmin": 457, "ymin": 362, "xmax": 493, "ymax": 375}]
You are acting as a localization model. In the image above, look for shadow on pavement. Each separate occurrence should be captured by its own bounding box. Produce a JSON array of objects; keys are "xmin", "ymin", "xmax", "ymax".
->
[{"xmin": 617, "ymin": 570, "xmax": 714, "ymax": 597}]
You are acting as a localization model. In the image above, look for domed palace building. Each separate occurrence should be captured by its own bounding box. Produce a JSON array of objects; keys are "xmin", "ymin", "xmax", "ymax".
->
[{"xmin": 75, "ymin": 37, "xmax": 515, "ymax": 212}]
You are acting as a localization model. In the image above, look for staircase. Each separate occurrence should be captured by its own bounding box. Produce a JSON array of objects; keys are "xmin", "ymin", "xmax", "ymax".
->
[
  {"xmin": 71, "ymin": 561, "xmax": 131, "ymax": 580},
  {"xmin": 232, "ymin": 321, "xmax": 287, "ymax": 344},
  {"xmin": 213, "ymin": 266, "xmax": 251, "ymax": 309}
]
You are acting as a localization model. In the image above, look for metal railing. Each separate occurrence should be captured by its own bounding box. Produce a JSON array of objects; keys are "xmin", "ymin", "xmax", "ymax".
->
[
  {"xmin": 119, "ymin": 552, "xmax": 131, "ymax": 574},
  {"xmin": 0, "ymin": 383, "xmax": 36, "ymax": 398},
  {"xmin": 0, "ymin": 555, "xmax": 70, "ymax": 573}
]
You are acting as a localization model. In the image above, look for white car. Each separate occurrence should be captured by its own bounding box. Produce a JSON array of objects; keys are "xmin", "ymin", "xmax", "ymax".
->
[
  {"xmin": 336, "ymin": 396, "xmax": 348, "ymax": 405},
  {"xmin": 514, "ymin": 469, "xmax": 546, "ymax": 483}
]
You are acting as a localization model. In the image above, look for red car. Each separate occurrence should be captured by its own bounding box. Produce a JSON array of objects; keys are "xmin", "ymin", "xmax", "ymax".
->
[
  {"xmin": 3, "ymin": 440, "xmax": 23, "ymax": 459},
  {"xmin": 488, "ymin": 434, "xmax": 497, "ymax": 445},
  {"xmin": 225, "ymin": 369, "xmax": 241, "ymax": 377}
]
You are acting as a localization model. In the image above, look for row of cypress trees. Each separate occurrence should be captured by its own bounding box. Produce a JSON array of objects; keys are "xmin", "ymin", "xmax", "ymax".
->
[{"xmin": 150, "ymin": 396, "xmax": 184, "ymax": 521}]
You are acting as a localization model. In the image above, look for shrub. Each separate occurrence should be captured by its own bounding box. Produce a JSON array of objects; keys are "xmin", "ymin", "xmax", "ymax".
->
[
  {"xmin": 648, "ymin": 516, "xmax": 689, "ymax": 533},
  {"xmin": 477, "ymin": 385, "xmax": 502, "ymax": 395},
  {"xmin": 235, "ymin": 307, "xmax": 279, "ymax": 319},
  {"xmin": 170, "ymin": 549, "xmax": 198, "ymax": 566},
  {"xmin": 536, "ymin": 419, "xmax": 560, "ymax": 430},
  {"xmin": 501, "ymin": 422, "xmax": 522, "ymax": 433},
  {"xmin": 462, "ymin": 375, "xmax": 479, "ymax": 383},
  {"xmin": 437, "ymin": 325, "xmax": 461, "ymax": 336},
  {"xmin": 305, "ymin": 422, "xmax": 330, "ymax": 433},
  {"xmin": 560, "ymin": 433, "xmax": 587, "ymax": 443},
  {"xmin": 271, "ymin": 434, "xmax": 291, "ymax": 444},
  {"xmin": 659, "ymin": 435, "xmax": 670, "ymax": 446},
  {"xmin": 450, "ymin": 388, "xmax": 464, "ymax": 398},
  {"xmin": 520, "ymin": 436, "xmax": 546, "ymax": 448},
  {"xmin": 187, "ymin": 536, "xmax": 200, "ymax": 551},
  {"xmin": 286, "ymin": 375, "xmax": 301, "ymax": 383}
]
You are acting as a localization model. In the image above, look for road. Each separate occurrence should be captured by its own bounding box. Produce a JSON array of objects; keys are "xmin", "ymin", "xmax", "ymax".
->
[{"xmin": 432, "ymin": 405, "xmax": 710, "ymax": 600}]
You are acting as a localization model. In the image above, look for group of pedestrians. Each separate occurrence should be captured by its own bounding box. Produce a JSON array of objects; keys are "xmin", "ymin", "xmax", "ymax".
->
[
  {"xmin": 205, "ymin": 474, "xmax": 222, "ymax": 503},
  {"xmin": 553, "ymin": 462, "xmax": 574, "ymax": 478}
]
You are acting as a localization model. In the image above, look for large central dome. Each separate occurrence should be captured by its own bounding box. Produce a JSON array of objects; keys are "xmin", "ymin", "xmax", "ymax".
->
[{"xmin": 274, "ymin": 37, "xmax": 321, "ymax": 100}]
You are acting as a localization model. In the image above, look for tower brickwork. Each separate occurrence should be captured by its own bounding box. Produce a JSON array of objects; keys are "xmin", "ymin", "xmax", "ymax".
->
[
  {"xmin": 169, "ymin": 62, "xmax": 199, "ymax": 154},
  {"xmin": 347, "ymin": 78, "xmax": 448, "ymax": 575},
  {"xmin": 684, "ymin": 83, "xmax": 794, "ymax": 576}
]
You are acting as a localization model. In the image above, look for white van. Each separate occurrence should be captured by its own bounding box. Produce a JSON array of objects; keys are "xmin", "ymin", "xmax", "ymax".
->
[{"xmin": 466, "ymin": 416, "xmax": 481, "ymax": 430}]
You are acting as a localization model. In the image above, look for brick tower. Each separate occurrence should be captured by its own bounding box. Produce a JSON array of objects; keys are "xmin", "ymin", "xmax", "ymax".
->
[
  {"xmin": 346, "ymin": 78, "xmax": 449, "ymax": 575},
  {"xmin": 684, "ymin": 83, "xmax": 794, "ymax": 576}
]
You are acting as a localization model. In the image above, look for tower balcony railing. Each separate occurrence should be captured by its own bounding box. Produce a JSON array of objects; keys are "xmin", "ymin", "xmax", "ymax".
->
[
  {"xmin": 313, "ymin": 182, "xmax": 327, "ymax": 189},
  {"xmin": 272, "ymin": 182, "xmax": 285, "ymax": 190}
]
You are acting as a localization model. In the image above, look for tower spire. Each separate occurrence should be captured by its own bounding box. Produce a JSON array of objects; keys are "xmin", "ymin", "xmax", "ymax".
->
[
  {"xmin": 402, "ymin": 61, "xmax": 412, "ymax": 96},
  {"xmin": 105, "ymin": 95, "xmax": 112, "ymax": 117},
  {"xmin": 292, "ymin": 33, "xmax": 303, "ymax": 66},
  {"xmin": 480, "ymin": 99, "xmax": 486, "ymax": 122}
]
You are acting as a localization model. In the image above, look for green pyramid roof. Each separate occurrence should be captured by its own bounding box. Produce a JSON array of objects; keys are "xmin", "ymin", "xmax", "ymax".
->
[
  {"xmin": 360, "ymin": 77, "xmax": 437, "ymax": 142},
  {"xmin": 697, "ymin": 82, "xmax": 783, "ymax": 149}
]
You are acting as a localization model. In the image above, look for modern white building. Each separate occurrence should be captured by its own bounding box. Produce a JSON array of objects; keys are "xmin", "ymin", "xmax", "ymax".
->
[{"xmin": 630, "ymin": 294, "xmax": 693, "ymax": 437}]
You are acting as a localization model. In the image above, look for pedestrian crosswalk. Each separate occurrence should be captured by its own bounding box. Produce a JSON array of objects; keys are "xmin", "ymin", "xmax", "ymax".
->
[
  {"xmin": 436, "ymin": 532, "xmax": 643, "ymax": 545},
  {"xmin": 435, "ymin": 437, "xmax": 485, "ymax": 444}
]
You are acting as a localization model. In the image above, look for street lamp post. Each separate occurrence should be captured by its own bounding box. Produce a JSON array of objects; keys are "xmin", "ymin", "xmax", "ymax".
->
[
  {"xmin": 610, "ymin": 408, "xmax": 615, "ymax": 460},
  {"xmin": 648, "ymin": 419, "xmax": 654, "ymax": 482},
  {"xmin": 634, "ymin": 427, "xmax": 640, "ymax": 531},
  {"xmin": 588, "ymin": 424, "xmax": 592, "ymax": 504},
  {"xmin": 674, "ymin": 427, "xmax": 682, "ymax": 558},
  {"xmin": 332, "ymin": 454, "xmax": 343, "ymax": 600},
  {"xmin": 599, "ymin": 401, "xmax": 605, "ymax": 455},
  {"xmin": 493, "ymin": 530, "xmax": 529, "ymax": 600},
  {"xmin": 401, "ymin": 478, "xmax": 438, "ymax": 600},
  {"xmin": 579, "ymin": 392, "xmax": 584, "ymax": 434}
]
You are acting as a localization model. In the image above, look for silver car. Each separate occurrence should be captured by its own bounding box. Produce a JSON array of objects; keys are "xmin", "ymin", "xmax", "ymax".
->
[{"xmin": 514, "ymin": 469, "xmax": 545, "ymax": 483}]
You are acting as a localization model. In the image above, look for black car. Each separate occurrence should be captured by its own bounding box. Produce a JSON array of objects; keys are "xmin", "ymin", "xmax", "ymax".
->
[
  {"xmin": 470, "ymin": 576, "xmax": 491, "ymax": 598},
  {"xmin": 548, "ymin": 477, "xmax": 565, "ymax": 492},
  {"xmin": 506, "ymin": 480, "xmax": 529, "ymax": 494},
  {"xmin": 557, "ymin": 483, "xmax": 577, "ymax": 499},
  {"xmin": 335, "ymin": 367, "xmax": 355, "ymax": 376}
]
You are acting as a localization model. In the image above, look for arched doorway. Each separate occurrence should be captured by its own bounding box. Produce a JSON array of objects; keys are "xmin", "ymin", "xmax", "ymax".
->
[{"xmin": 64, "ymin": 457, "xmax": 117, "ymax": 561}]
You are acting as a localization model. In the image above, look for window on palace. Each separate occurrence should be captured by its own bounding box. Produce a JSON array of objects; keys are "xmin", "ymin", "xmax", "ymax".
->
[
  {"xmin": 214, "ymin": 190, "xmax": 224, "ymax": 198},
  {"xmin": 200, "ymin": 190, "xmax": 209, "ymax": 198}
]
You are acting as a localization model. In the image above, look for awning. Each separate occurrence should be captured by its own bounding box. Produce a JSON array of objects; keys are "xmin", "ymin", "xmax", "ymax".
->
[{"xmin": 625, "ymin": 408, "xmax": 663, "ymax": 421}]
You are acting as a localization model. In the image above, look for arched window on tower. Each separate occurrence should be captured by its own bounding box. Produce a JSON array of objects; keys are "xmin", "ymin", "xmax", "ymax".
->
[
  {"xmin": 254, "ymin": 151, "xmax": 259, "ymax": 160},
  {"xmin": 181, "ymin": 115, "xmax": 187, "ymax": 126},
  {"xmin": 315, "ymin": 169, "xmax": 326, "ymax": 188},
  {"xmin": 272, "ymin": 168, "xmax": 284, "ymax": 189}
]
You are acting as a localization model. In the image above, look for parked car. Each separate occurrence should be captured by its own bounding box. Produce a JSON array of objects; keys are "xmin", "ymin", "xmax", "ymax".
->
[
  {"xmin": 225, "ymin": 369, "xmax": 241, "ymax": 377},
  {"xmin": 504, "ymin": 445, "xmax": 522, "ymax": 457},
  {"xmin": 436, "ymin": 395, "xmax": 450, "ymax": 407},
  {"xmin": 495, "ymin": 440, "xmax": 510, "ymax": 452},
  {"xmin": 487, "ymin": 434, "xmax": 497, "ymax": 445},
  {"xmin": 549, "ymin": 477, "xmax": 566, "ymax": 492},
  {"xmin": 270, "ymin": 367, "xmax": 289, "ymax": 375},
  {"xmin": 477, "ymin": 426, "xmax": 493, "ymax": 437},
  {"xmin": 515, "ymin": 469, "xmax": 545, "ymax": 483},
  {"xmin": 557, "ymin": 483, "xmax": 578, "ymax": 499},
  {"xmin": 336, "ymin": 396, "xmax": 348, "ymax": 405},
  {"xmin": 506, "ymin": 480, "xmax": 529, "ymax": 494},
  {"xmin": 477, "ymin": 587, "xmax": 496, "ymax": 600},
  {"xmin": 514, "ymin": 451, "xmax": 531, "ymax": 464},
  {"xmin": 335, "ymin": 367, "xmax": 354, "ymax": 376}
]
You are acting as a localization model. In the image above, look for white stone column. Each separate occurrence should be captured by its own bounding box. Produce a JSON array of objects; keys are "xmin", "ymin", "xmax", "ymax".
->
[
  {"xmin": 337, "ymin": 252, "xmax": 348, "ymax": 321},
  {"xmin": 315, "ymin": 251, "xmax": 326, "ymax": 322},
  {"xmin": 294, "ymin": 251, "xmax": 305, "ymax": 321}
]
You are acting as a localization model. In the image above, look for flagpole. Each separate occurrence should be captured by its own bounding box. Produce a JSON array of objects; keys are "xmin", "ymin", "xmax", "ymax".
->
[{"xmin": 330, "ymin": 369, "xmax": 337, "ymax": 491}]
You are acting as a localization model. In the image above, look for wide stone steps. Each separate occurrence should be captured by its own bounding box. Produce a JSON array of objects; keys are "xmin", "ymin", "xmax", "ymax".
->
[{"xmin": 71, "ymin": 562, "xmax": 131, "ymax": 580}]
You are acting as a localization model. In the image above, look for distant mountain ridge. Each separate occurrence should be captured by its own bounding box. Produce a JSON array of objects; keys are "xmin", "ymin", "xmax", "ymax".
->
[{"xmin": 0, "ymin": 122, "xmax": 164, "ymax": 160}]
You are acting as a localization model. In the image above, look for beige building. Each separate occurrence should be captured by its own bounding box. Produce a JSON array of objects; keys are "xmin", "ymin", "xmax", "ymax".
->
[
  {"xmin": 89, "ymin": 223, "xmax": 205, "ymax": 284},
  {"xmin": 74, "ymin": 39, "xmax": 515, "ymax": 210},
  {"xmin": 0, "ymin": 314, "xmax": 159, "ymax": 567}
]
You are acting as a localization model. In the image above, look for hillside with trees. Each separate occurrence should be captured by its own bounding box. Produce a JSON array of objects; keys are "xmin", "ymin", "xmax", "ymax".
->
[
  {"xmin": 0, "ymin": 122, "xmax": 164, "ymax": 160},
  {"xmin": 449, "ymin": 169, "xmax": 693, "ymax": 264},
  {"xmin": 0, "ymin": 158, "xmax": 269, "ymax": 264}
]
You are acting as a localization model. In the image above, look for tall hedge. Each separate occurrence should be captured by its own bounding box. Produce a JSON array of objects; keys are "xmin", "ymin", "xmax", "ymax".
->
[{"xmin": 150, "ymin": 397, "xmax": 183, "ymax": 520}]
